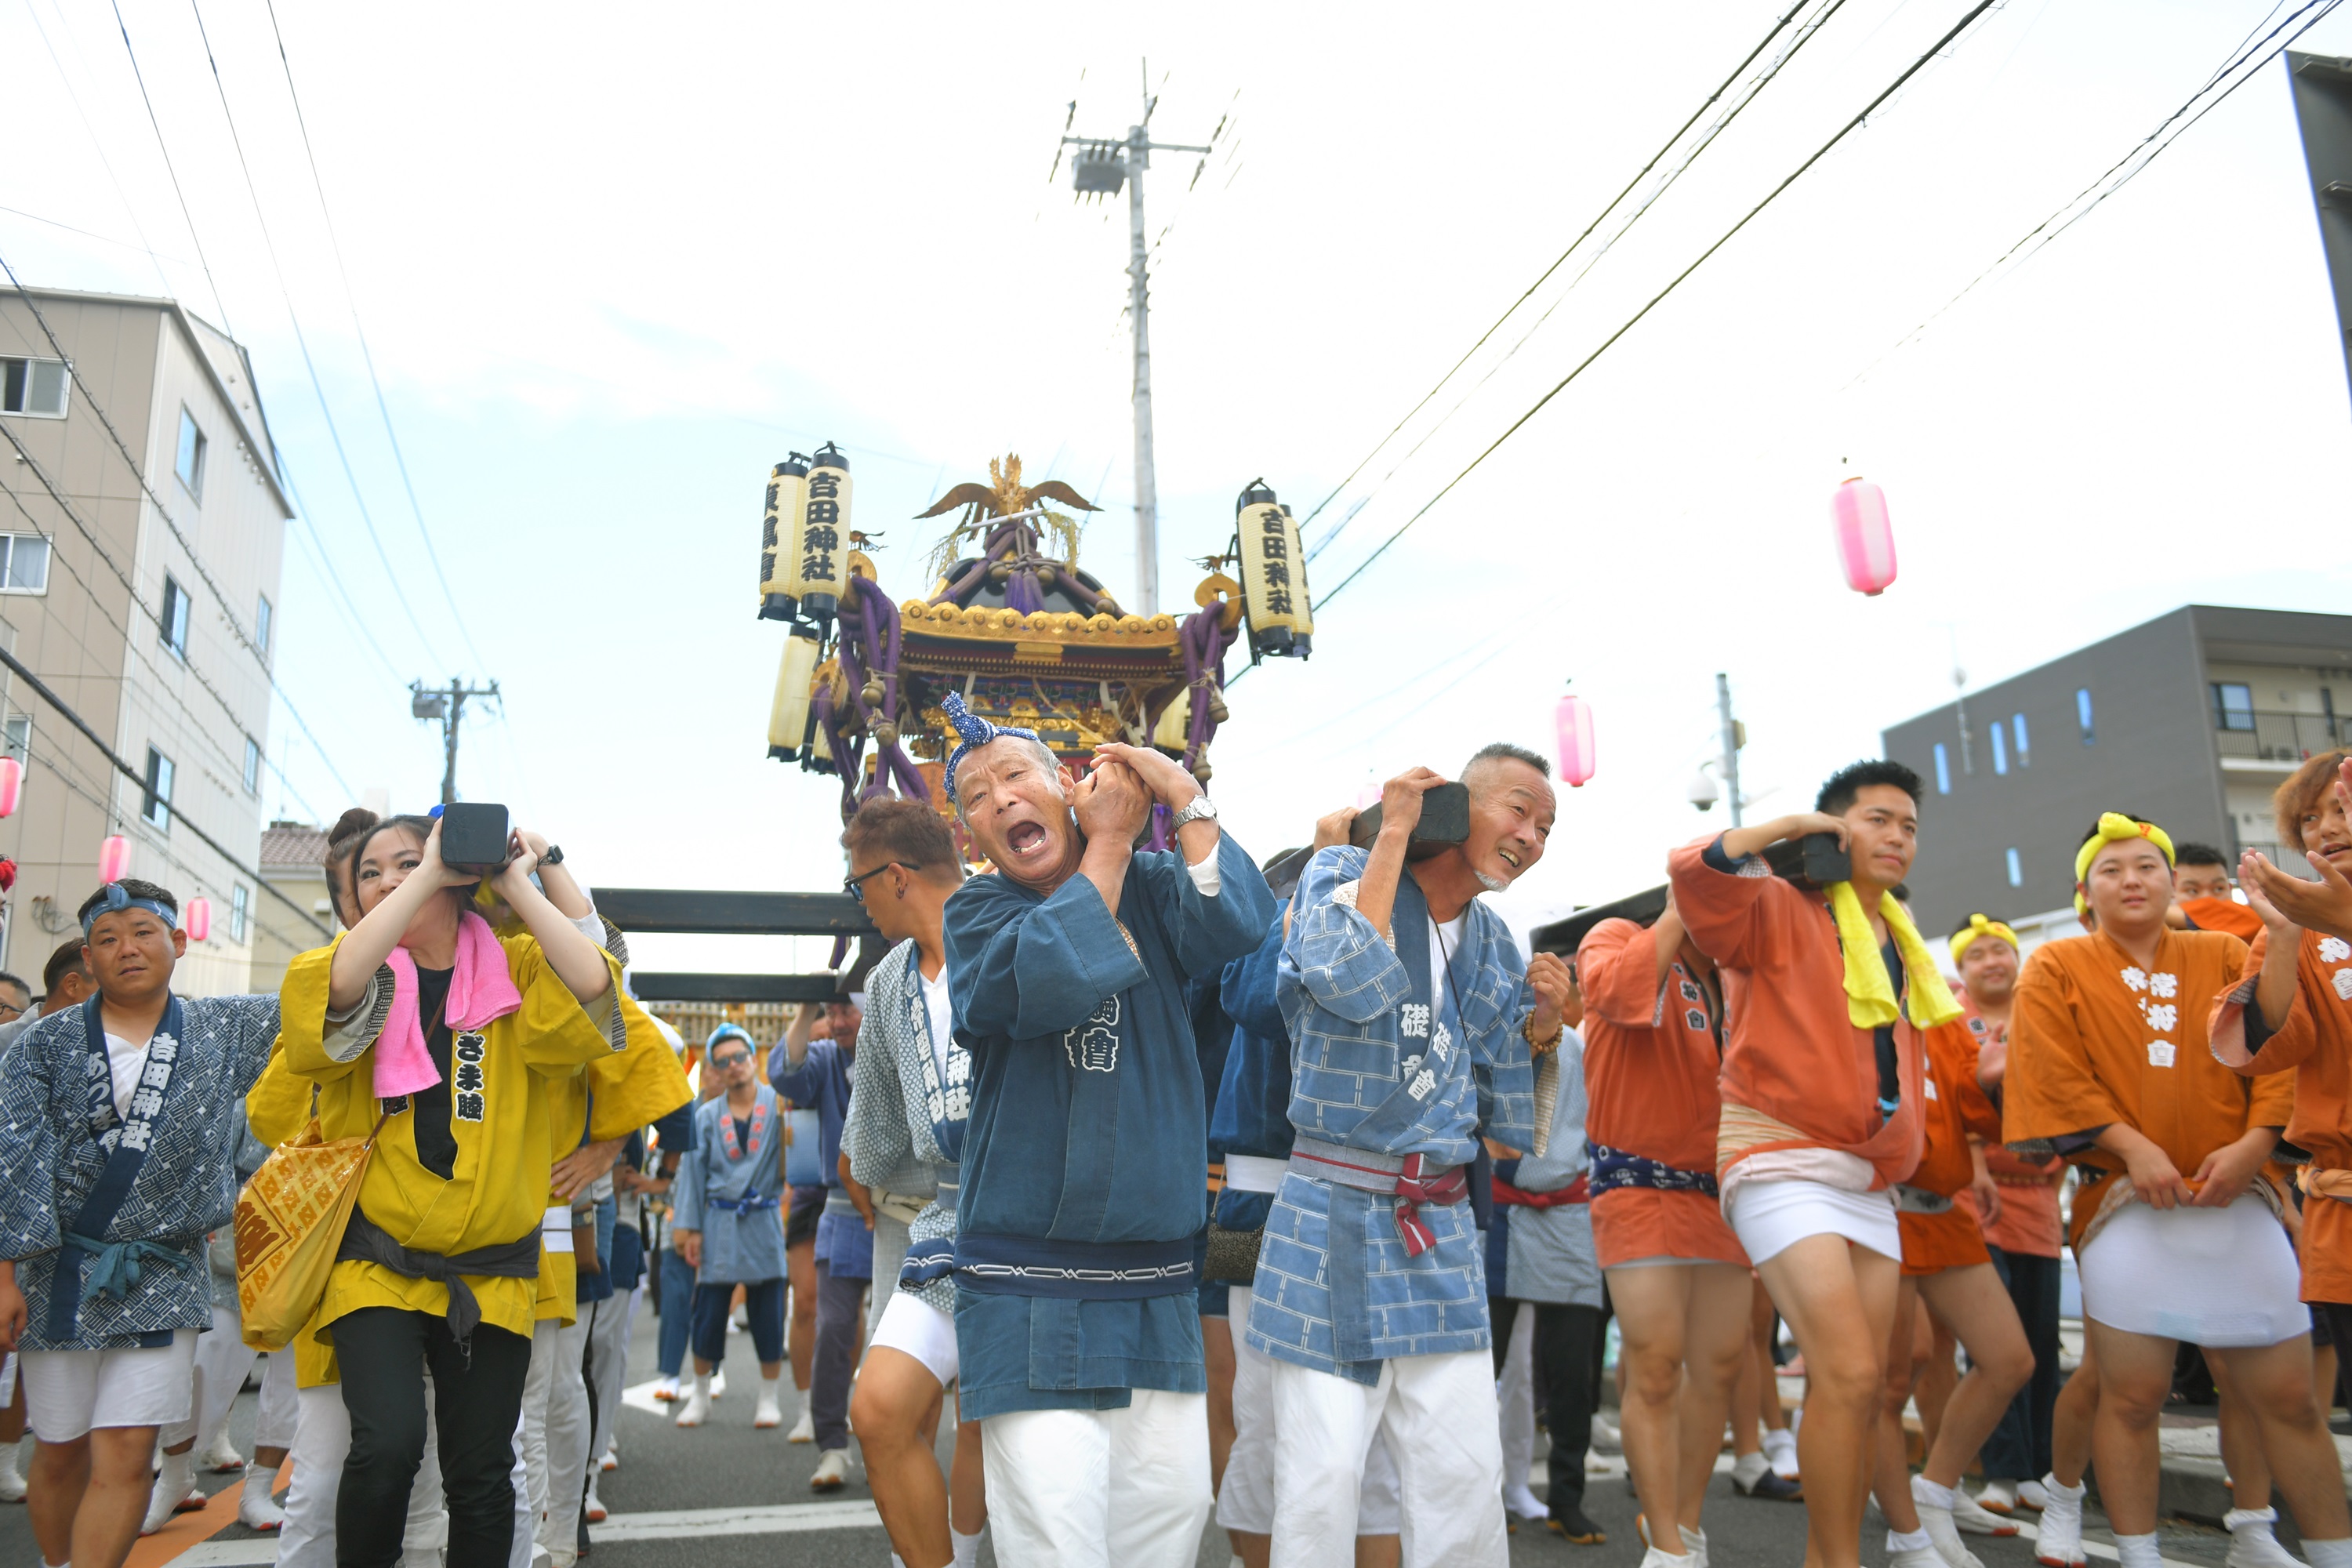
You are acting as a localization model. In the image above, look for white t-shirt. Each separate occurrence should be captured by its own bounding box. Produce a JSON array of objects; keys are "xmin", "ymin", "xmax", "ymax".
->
[
  {"xmin": 920, "ymin": 963, "xmax": 954, "ymax": 1083},
  {"xmin": 1430, "ymin": 914, "xmax": 1467, "ymax": 1014},
  {"xmin": 104, "ymin": 1031, "xmax": 151, "ymax": 1120}
]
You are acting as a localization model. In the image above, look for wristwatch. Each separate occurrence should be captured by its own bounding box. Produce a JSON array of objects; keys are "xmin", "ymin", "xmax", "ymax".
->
[
  {"xmin": 1169, "ymin": 795, "xmax": 1219, "ymax": 833},
  {"xmin": 540, "ymin": 844, "xmax": 565, "ymax": 867}
]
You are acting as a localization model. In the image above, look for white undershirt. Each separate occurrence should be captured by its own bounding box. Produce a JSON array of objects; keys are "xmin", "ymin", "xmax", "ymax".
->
[
  {"xmin": 104, "ymin": 1031, "xmax": 151, "ymax": 1120},
  {"xmin": 919, "ymin": 964, "xmax": 954, "ymax": 1082},
  {"xmin": 1430, "ymin": 914, "xmax": 1467, "ymax": 1014}
]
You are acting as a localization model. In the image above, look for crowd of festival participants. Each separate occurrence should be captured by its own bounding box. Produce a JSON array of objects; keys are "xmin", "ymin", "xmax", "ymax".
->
[{"xmin": 5, "ymin": 699, "xmax": 2352, "ymax": 1568}]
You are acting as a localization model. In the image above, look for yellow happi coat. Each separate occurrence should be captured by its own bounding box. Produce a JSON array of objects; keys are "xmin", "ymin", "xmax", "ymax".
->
[{"xmin": 278, "ymin": 928, "xmax": 626, "ymax": 1358}]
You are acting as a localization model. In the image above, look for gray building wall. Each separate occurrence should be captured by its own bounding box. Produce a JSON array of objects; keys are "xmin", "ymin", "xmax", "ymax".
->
[{"xmin": 1882, "ymin": 606, "xmax": 2352, "ymax": 937}]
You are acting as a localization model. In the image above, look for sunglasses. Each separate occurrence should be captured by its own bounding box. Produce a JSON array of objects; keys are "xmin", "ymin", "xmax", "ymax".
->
[
  {"xmin": 710, "ymin": 1050, "xmax": 751, "ymax": 1069},
  {"xmin": 843, "ymin": 862, "xmax": 919, "ymax": 903}
]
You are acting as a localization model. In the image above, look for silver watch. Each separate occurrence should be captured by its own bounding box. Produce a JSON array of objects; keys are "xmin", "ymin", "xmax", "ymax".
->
[{"xmin": 1169, "ymin": 794, "xmax": 1219, "ymax": 833}]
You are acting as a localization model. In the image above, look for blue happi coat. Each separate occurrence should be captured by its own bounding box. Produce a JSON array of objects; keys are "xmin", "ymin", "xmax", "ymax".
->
[
  {"xmin": 943, "ymin": 830, "xmax": 1273, "ymax": 1421},
  {"xmin": 0, "ymin": 994, "xmax": 280, "ymax": 1350},
  {"xmin": 671, "ymin": 1085, "xmax": 789, "ymax": 1285},
  {"xmin": 1247, "ymin": 848, "xmax": 1554, "ymax": 1384},
  {"xmin": 843, "ymin": 938, "xmax": 965, "ymax": 1316}
]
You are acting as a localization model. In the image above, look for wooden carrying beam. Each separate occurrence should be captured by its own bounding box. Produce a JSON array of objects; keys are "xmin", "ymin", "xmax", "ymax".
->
[
  {"xmin": 629, "ymin": 973, "xmax": 846, "ymax": 1004},
  {"xmin": 589, "ymin": 888, "xmax": 878, "ymax": 937}
]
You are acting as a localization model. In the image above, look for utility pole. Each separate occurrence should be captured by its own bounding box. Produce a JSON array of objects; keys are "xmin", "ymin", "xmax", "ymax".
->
[
  {"xmin": 1058, "ymin": 61, "xmax": 1212, "ymax": 615},
  {"xmin": 1716, "ymin": 673, "xmax": 1744, "ymax": 829},
  {"xmin": 410, "ymin": 678, "xmax": 500, "ymax": 807}
]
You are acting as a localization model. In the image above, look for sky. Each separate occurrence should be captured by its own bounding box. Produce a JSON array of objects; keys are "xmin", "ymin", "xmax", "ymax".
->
[{"xmin": 5, "ymin": 0, "xmax": 2352, "ymax": 977}]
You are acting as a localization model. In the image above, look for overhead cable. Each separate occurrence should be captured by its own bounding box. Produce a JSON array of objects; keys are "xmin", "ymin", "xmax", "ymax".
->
[{"xmin": 106, "ymin": 0, "xmax": 234, "ymax": 332}]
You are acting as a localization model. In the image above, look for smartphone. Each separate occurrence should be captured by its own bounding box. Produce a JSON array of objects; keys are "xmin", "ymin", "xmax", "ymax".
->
[
  {"xmin": 439, "ymin": 801, "xmax": 513, "ymax": 876},
  {"xmin": 1764, "ymin": 831, "xmax": 1850, "ymax": 887},
  {"xmin": 1349, "ymin": 782, "xmax": 1472, "ymax": 862}
]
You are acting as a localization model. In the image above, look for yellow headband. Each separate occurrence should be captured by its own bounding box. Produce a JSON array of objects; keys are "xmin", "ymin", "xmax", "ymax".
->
[
  {"xmin": 1948, "ymin": 913, "xmax": 2018, "ymax": 967},
  {"xmin": 2072, "ymin": 811, "xmax": 2176, "ymax": 916}
]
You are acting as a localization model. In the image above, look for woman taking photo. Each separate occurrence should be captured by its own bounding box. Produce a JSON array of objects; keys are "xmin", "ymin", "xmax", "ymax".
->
[{"xmin": 281, "ymin": 812, "xmax": 626, "ymax": 1568}]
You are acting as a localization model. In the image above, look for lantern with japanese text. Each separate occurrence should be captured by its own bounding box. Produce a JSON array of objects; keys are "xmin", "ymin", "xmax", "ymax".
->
[
  {"xmin": 1233, "ymin": 480, "xmax": 1313, "ymax": 662},
  {"xmin": 0, "ymin": 757, "xmax": 20, "ymax": 818},
  {"xmin": 1555, "ymin": 691, "xmax": 1596, "ymax": 788},
  {"xmin": 786, "ymin": 443, "xmax": 851, "ymax": 626},
  {"xmin": 1831, "ymin": 477, "xmax": 1898, "ymax": 596},
  {"xmin": 98, "ymin": 834, "xmax": 129, "ymax": 883},
  {"xmin": 183, "ymin": 896, "xmax": 211, "ymax": 942},
  {"xmin": 767, "ymin": 625, "xmax": 822, "ymax": 760},
  {"xmin": 760, "ymin": 455, "xmax": 810, "ymax": 622}
]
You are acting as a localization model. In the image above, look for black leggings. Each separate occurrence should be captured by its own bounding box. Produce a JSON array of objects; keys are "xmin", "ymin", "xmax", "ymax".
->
[
  {"xmin": 1491, "ymin": 1297, "xmax": 1604, "ymax": 1512},
  {"xmin": 333, "ymin": 1306, "xmax": 532, "ymax": 1568}
]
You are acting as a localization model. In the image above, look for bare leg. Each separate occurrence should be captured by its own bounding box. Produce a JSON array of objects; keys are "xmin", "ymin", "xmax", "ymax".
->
[
  {"xmin": 2212, "ymin": 1337, "xmax": 2352, "ymax": 1541},
  {"xmin": 1204, "ymin": 1316, "xmax": 1237, "ymax": 1498},
  {"xmin": 1758, "ymin": 1236, "xmax": 1903, "ymax": 1568},
  {"xmin": 1756, "ymin": 1280, "xmax": 1792, "ymax": 1435},
  {"xmin": 1917, "ymin": 1303, "xmax": 1958, "ymax": 1457},
  {"xmin": 2049, "ymin": 1336, "xmax": 2096, "ymax": 1487},
  {"xmin": 27, "ymin": 1435, "xmax": 91, "ymax": 1565},
  {"xmin": 65, "ymin": 1425, "xmax": 157, "ymax": 1568},
  {"xmin": 2085, "ymin": 1322, "xmax": 2176, "ymax": 1534},
  {"xmin": 1873, "ymin": 1276, "xmax": 1927, "ymax": 1535},
  {"xmin": 949, "ymin": 1394, "xmax": 986, "ymax": 1537},
  {"xmin": 1356, "ymin": 1534, "xmax": 1403, "ymax": 1568},
  {"xmin": 2209, "ymin": 1353, "xmax": 2272, "ymax": 1510},
  {"xmin": 1612, "ymin": 1263, "xmax": 1698, "ymax": 1555},
  {"xmin": 851, "ymin": 1347, "xmax": 951, "ymax": 1567},
  {"xmin": 1916, "ymin": 1264, "xmax": 2035, "ymax": 1488},
  {"xmin": 787, "ymin": 1239, "xmax": 816, "ymax": 1392},
  {"xmin": 2315, "ymin": 1341, "xmax": 2339, "ymax": 1416},
  {"xmin": 1678, "ymin": 1265, "xmax": 1757, "ymax": 1533}
]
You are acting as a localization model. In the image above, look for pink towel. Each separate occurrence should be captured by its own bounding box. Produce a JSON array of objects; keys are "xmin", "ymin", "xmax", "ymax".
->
[{"xmin": 372, "ymin": 911, "xmax": 525, "ymax": 1100}]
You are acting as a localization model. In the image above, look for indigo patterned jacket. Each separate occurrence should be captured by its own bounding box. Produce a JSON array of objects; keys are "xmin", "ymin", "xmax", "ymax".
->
[{"xmin": 1246, "ymin": 846, "xmax": 1553, "ymax": 1383}]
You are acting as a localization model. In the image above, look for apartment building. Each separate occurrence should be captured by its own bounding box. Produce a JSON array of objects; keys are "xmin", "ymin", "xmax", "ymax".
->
[
  {"xmin": 1882, "ymin": 605, "xmax": 2352, "ymax": 946},
  {"xmin": 0, "ymin": 287, "xmax": 303, "ymax": 995}
]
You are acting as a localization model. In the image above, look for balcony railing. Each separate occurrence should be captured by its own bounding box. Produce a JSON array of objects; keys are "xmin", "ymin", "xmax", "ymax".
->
[{"xmin": 2214, "ymin": 709, "xmax": 2352, "ymax": 763}]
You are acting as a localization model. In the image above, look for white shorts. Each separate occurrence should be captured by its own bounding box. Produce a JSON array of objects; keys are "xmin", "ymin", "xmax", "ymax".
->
[
  {"xmin": 870, "ymin": 1288, "xmax": 960, "ymax": 1387},
  {"xmin": 1218, "ymin": 1326, "xmax": 1401, "ymax": 1536},
  {"xmin": 2078, "ymin": 1194, "xmax": 2308, "ymax": 1348},
  {"xmin": 21, "ymin": 1327, "xmax": 199, "ymax": 1442},
  {"xmin": 1727, "ymin": 1178, "xmax": 1900, "ymax": 1266}
]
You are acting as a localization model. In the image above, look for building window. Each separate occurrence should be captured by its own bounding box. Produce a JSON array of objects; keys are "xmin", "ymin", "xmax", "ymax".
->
[
  {"xmin": 176, "ymin": 408, "xmax": 207, "ymax": 499},
  {"xmin": 2212, "ymin": 682, "xmax": 2256, "ymax": 732},
  {"xmin": 229, "ymin": 884, "xmax": 249, "ymax": 943},
  {"xmin": 141, "ymin": 746, "xmax": 173, "ymax": 829},
  {"xmin": 1991, "ymin": 722, "xmax": 2009, "ymax": 775},
  {"xmin": 3, "ymin": 715, "xmax": 27, "ymax": 767},
  {"xmin": 2012, "ymin": 713, "xmax": 2029, "ymax": 766},
  {"xmin": 159, "ymin": 575, "xmax": 190, "ymax": 657},
  {"xmin": 256, "ymin": 593, "xmax": 273, "ymax": 655},
  {"xmin": 1933, "ymin": 742, "xmax": 1951, "ymax": 795},
  {"xmin": 0, "ymin": 533, "xmax": 50, "ymax": 593},
  {"xmin": 2077, "ymin": 688, "xmax": 2096, "ymax": 744},
  {"xmin": 242, "ymin": 735, "xmax": 261, "ymax": 795},
  {"xmin": 0, "ymin": 356, "xmax": 70, "ymax": 418},
  {"xmin": 2005, "ymin": 847, "xmax": 2023, "ymax": 888}
]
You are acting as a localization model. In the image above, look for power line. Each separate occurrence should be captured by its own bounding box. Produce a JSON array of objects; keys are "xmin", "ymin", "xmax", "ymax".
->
[
  {"xmin": 1288, "ymin": 0, "xmax": 1819, "ymax": 556},
  {"xmin": 1857, "ymin": 0, "xmax": 2343, "ymax": 379},
  {"xmin": 181, "ymin": 0, "xmax": 451, "ymax": 673},
  {"xmin": 1313, "ymin": 0, "xmax": 2005, "ymax": 614},
  {"xmin": 106, "ymin": 0, "xmax": 233, "ymax": 333},
  {"xmin": 260, "ymin": 0, "xmax": 490, "ymax": 673},
  {"xmin": 0, "ymin": 639, "xmax": 331, "ymax": 939},
  {"xmin": 19, "ymin": 0, "xmax": 177, "ymax": 298}
]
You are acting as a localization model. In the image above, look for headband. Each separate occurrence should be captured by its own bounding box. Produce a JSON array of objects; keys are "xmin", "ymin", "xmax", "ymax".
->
[
  {"xmin": 1948, "ymin": 913, "xmax": 2019, "ymax": 967},
  {"xmin": 80, "ymin": 881, "xmax": 178, "ymax": 937},
  {"xmin": 942, "ymin": 690, "xmax": 1044, "ymax": 799},
  {"xmin": 2073, "ymin": 811, "xmax": 2176, "ymax": 916}
]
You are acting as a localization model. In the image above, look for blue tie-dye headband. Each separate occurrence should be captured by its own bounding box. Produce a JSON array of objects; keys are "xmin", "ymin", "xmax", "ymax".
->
[
  {"xmin": 942, "ymin": 691, "xmax": 1044, "ymax": 799},
  {"xmin": 81, "ymin": 881, "xmax": 179, "ymax": 937}
]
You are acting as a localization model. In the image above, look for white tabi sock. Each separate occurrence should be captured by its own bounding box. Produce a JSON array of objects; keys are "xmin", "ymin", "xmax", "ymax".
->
[
  {"xmin": 155, "ymin": 1449, "xmax": 192, "ymax": 1504},
  {"xmin": 890, "ymin": 1556, "xmax": 906, "ymax": 1568},
  {"xmin": 1915, "ymin": 1476, "xmax": 1956, "ymax": 1511},
  {"xmin": 952, "ymin": 1526, "xmax": 984, "ymax": 1568},
  {"xmin": 2305, "ymin": 1541, "xmax": 2352, "ymax": 1568},
  {"xmin": 1731, "ymin": 1450, "xmax": 1769, "ymax": 1488},
  {"xmin": 2114, "ymin": 1532, "xmax": 2164, "ymax": 1568},
  {"xmin": 1889, "ymin": 1529, "xmax": 1933, "ymax": 1553}
]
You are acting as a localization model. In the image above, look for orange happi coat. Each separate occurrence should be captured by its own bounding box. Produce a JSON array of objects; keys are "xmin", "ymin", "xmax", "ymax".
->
[
  {"xmin": 2005, "ymin": 927, "xmax": 2292, "ymax": 1250},
  {"xmin": 1899, "ymin": 1018, "xmax": 2003, "ymax": 1276},
  {"xmin": 1953, "ymin": 991, "xmax": 2063, "ymax": 1259}
]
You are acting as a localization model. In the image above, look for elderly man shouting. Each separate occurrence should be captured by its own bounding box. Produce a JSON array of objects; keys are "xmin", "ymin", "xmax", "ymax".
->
[
  {"xmin": 1249, "ymin": 745, "xmax": 1572, "ymax": 1567},
  {"xmin": 938, "ymin": 693, "xmax": 1275, "ymax": 1568}
]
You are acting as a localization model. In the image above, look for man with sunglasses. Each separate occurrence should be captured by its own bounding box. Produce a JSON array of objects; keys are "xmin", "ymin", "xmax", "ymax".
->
[{"xmin": 670, "ymin": 1023, "xmax": 790, "ymax": 1431}]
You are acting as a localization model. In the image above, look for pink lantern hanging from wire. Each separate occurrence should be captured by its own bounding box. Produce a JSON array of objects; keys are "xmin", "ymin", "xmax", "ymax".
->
[
  {"xmin": 0, "ymin": 757, "xmax": 20, "ymax": 818},
  {"xmin": 1554, "ymin": 691, "xmax": 1596, "ymax": 789},
  {"xmin": 98, "ymin": 834, "xmax": 130, "ymax": 883},
  {"xmin": 183, "ymin": 897, "xmax": 212, "ymax": 942},
  {"xmin": 1831, "ymin": 476, "xmax": 1898, "ymax": 596}
]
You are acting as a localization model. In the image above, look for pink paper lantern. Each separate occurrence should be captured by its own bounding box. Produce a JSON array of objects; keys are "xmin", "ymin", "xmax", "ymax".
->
[
  {"xmin": 0, "ymin": 757, "xmax": 20, "ymax": 818},
  {"xmin": 183, "ymin": 896, "xmax": 212, "ymax": 941},
  {"xmin": 98, "ymin": 835, "xmax": 130, "ymax": 883},
  {"xmin": 1831, "ymin": 477, "xmax": 1898, "ymax": 596},
  {"xmin": 1554, "ymin": 692, "xmax": 1596, "ymax": 789}
]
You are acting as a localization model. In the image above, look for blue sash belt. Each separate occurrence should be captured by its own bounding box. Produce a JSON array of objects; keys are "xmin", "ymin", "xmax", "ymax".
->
[
  {"xmin": 952, "ymin": 1233, "xmax": 1196, "ymax": 1300},
  {"xmin": 707, "ymin": 1193, "xmax": 781, "ymax": 1214},
  {"xmin": 1588, "ymin": 1142, "xmax": 1719, "ymax": 1199},
  {"xmin": 900, "ymin": 1179, "xmax": 959, "ymax": 1289}
]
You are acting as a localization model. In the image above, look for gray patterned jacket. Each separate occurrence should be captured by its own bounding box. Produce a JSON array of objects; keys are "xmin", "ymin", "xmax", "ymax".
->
[{"xmin": 842, "ymin": 939, "xmax": 964, "ymax": 1316}]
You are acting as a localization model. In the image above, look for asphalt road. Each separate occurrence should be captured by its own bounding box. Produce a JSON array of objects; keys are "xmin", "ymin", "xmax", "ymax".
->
[{"xmin": 0, "ymin": 1307, "xmax": 2262, "ymax": 1568}]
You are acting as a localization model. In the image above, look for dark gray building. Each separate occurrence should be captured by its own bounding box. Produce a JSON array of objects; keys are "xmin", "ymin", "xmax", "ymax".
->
[{"xmin": 1882, "ymin": 606, "xmax": 2352, "ymax": 936}]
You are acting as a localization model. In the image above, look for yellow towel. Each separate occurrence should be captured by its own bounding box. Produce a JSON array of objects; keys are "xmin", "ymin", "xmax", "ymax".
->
[{"xmin": 1827, "ymin": 881, "xmax": 1963, "ymax": 1029}]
